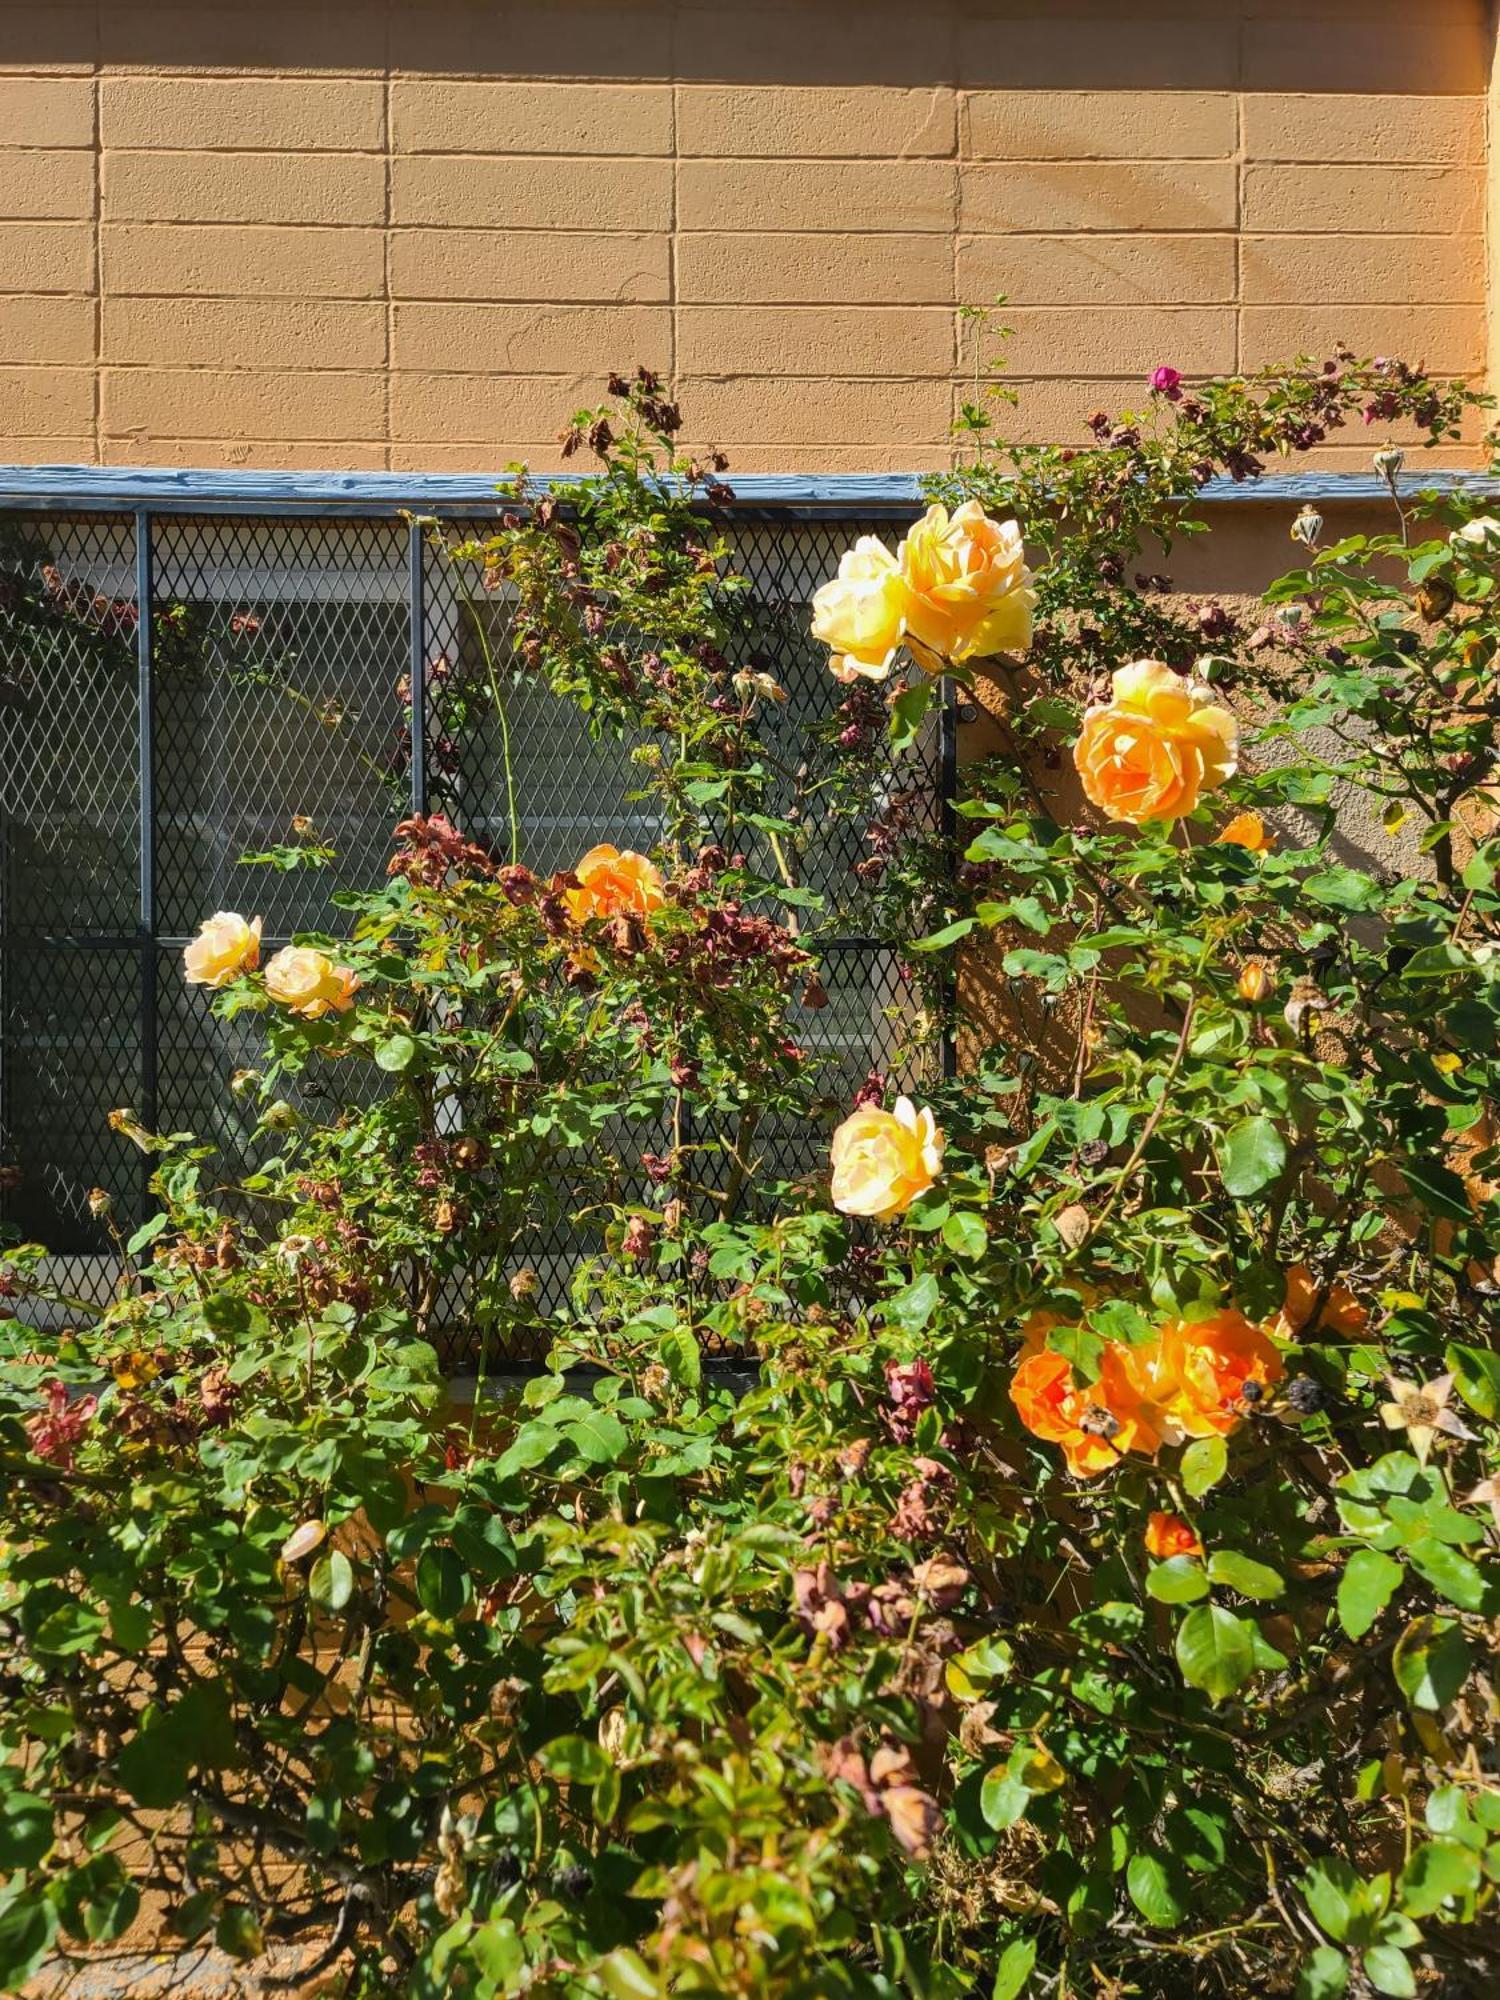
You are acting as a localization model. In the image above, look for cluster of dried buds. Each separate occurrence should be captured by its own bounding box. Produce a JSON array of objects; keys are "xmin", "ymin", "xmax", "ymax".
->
[
  {"xmin": 820, "ymin": 1735, "xmax": 942, "ymax": 1861},
  {"xmin": 388, "ymin": 811, "xmax": 499, "ymax": 887}
]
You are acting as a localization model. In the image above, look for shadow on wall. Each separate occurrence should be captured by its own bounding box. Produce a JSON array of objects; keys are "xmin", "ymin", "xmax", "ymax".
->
[{"xmin": 2, "ymin": 0, "xmax": 1490, "ymax": 92}]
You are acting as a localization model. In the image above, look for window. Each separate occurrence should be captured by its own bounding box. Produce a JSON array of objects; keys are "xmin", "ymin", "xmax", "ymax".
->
[{"xmin": 0, "ymin": 491, "xmax": 943, "ymax": 1360}]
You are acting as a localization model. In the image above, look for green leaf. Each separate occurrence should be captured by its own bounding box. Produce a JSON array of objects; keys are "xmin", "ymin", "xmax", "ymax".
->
[
  {"xmin": 1445, "ymin": 1341, "xmax": 1500, "ymax": 1419},
  {"xmin": 541, "ymin": 1735, "xmax": 610, "ymax": 1785},
  {"xmin": 1303, "ymin": 1859, "xmax": 1360, "ymax": 1942},
  {"xmin": 658, "ymin": 1327, "xmax": 701, "ymax": 1391},
  {"xmin": 0, "ymin": 1896, "xmax": 57, "ymax": 1989},
  {"xmin": 1362, "ymin": 1946, "xmax": 1415, "ymax": 1998},
  {"xmin": 597, "ymin": 1948, "xmax": 661, "ymax": 2000},
  {"xmin": 991, "ymin": 1937, "xmax": 1036, "ymax": 2000},
  {"xmin": 416, "ymin": 1545, "xmax": 471, "ymax": 1620},
  {"xmin": 374, "ymin": 1032, "xmax": 418, "ymax": 1072},
  {"xmin": 942, "ymin": 1211, "xmax": 988, "ymax": 1259},
  {"xmin": 1295, "ymin": 1946, "xmax": 1350, "ymax": 2000},
  {"xmin": 1397, "ymin": 1838, "xmax": 1480, "ymax": 1919},
  {"xmin": 1126, "ymin": 1852, "xmax": 1187, "ymax": 1928},
  {"xmin": 1146, "ymin": 1557, "xmax": 1209, "ymax": 1604},
  {"xmin": 1206, "ymin": 1550, "xmax": 1284, "ymax": 1600},
  {"xmin": 1403, "ymin": 1538, "xmax": 1492, "ymax": 1613},
  {"xmin": 565, "ymin": 1407, "xmax": 631, "ymax": 1465},
  {"xmin": 1337, "ymin": 1549, "xmax": 1404, "ymax": 1640},
  {"xmin": 1218, "ymin": 1117, "xmax": 1287, "ymax": 1198},
  {"xmin": 0, "ymin": 1794, "xmax": 52, "ymax": 1870},
  {"xmin": 980, "ymin": 1764, "xmax": 1032, "ymax": 1832},
  {"xmin": 912, "ymin": 916, "xmax": 976, "ymax": 952},
  {"xmin": 1174, "ymin": 1605, "xmax": 1256, "ymax": 1703},
  {"xmin": 308, "ymin": 1550, "xmax": 354, "ymax": 1614},
  {"xmin": 1181, "ymin": 1435, "xmax": 1228, "ymax": 1498},
  {"xmin": 889, "ymin": 679, "xmax": 934, "ymax": 753},
  {"xmin": 883, "ymin": 1272, "xmax": 940, "ymax": 1331},
  {"xmin": 1392, "ymin": 1616, "xmax": 1471, "ymax": 1711},
  {"xmin": 125, "ymin": 1210, "xmax": 169, "ymax": 1254}
]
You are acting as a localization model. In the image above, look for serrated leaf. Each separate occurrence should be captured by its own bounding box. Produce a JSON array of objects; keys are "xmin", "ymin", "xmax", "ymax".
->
[
  {"xmin": 1337, "ymin": 1548, "xmax": 1403, "ymax": 1640},
  {"xmin": 1174, "ymin": 1604, "xmax": 1255, "ymax": 1702},
  {"xmin": 942, "ymin": 1210, "xmax": 988, "ymax": 1259},
  {"xmin": 374, "ymin": 1033, "xmax": 418, "ymax": 1073},
  {"xmin": 1126, "ymin": 1852, "xmax": 1187, "ymax": 1928},
  {"xmin": 1403, "ymin": 1538, "xmax": 1492, "ymax": 1613},
  {"xmin": 565, "ymin": 1407, "xmax": 631, "ymax": 1465},
  {"xmin": 1218, "ymin": 1116, "xmax": 1287, "ymax": 1198}
]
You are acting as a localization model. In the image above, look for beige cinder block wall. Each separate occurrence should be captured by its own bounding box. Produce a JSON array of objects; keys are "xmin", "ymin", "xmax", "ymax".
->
[{"xmin": 0, "ymin": 0, "xmax": 1491, "ymax": 476}]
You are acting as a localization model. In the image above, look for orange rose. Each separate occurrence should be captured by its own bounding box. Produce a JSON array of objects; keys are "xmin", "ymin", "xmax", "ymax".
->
[
  {"xmin": 1216, "ymin": 811, "xmax": 1273, "ymax": 852},
  {"xmin": 896, "ymin": 501, "xmax": 1034, "ymax": 668},
  {"xmin": 183, "ymin": 912, "xmax": 261, "ymax": 989},
  {"xmin": 1074, "ymin": 661, "xmax": 1238, "ymax": 825},
  {"xmin": 1144, "ymin": 1511, "xmax": 1202, "ymax": 1560},
  {"xmin": 1273, "ymin": 1264, "xmax": 1367, "ymax": 1339},
  {"xmin": 263, "ymin": 946, "xmax": 359, "ymax": 1020},
  {"xmin": 1155, "ymin": 1309, "xmax": 1285, "ymax": 1438},
  {"xmin": 810, "ymin": 535, "xmax": 908, "ymax": 682},
  {"xmin": 564, "ymin": 844, "xmax": 666, "ymax": 925},
  {"xmin": 1009, "ymin": 1347, "xmax": 1125, "ymax": 1478},
  {"xmin": 829, "ymin": 1096, "xmax": 943, "ymax": 1222}
]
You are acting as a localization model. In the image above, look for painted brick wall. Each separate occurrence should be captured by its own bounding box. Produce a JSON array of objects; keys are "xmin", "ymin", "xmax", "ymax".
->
[{"xmin": 0, "ymin": 0, "xmax": 1491, "ymax": 472}]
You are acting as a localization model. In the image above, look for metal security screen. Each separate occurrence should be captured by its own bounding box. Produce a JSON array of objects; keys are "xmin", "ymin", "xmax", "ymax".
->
[{"xmin": 0, "ymin": 482, "xmax": 946, "ymax": 1366}]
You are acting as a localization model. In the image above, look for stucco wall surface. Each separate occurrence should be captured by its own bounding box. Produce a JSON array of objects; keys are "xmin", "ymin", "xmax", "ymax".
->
[{"xmin": 0, "ymin": 0, "xmax": 1492, "ymax": 473}]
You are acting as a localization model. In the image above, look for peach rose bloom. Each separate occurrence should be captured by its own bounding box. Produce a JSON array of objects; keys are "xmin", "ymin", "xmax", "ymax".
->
[
  {"xmin": 1273, "ymin": 1264, "xmax": 1367, "ymax": 1339},
  {"xmin": 564, "ymin": 844, "xmax": 666, "ymax": 925},
  {"xmin": 1215, "ymin": 811, "xmax": 1273, "ymax": 852},
  {"xmin": 1156, "ymin": 1309, "xmax": 1285, "ymax": 1438},
  {"xmin": 264, "ymin": 945, "xmax": 359, "ymax": 1020},
  {"xmin": 809, "ymin": 536, "xmax": 908, "ymax": 683},
  {"xmin": 829, "ymin": 1095, "xmax": 943, "ymax": 1222},
  {"xmin": 1144, "ymin": 1511, "xmax": 1203, "ymax": 1560},
  {"xmin": 1074, "ymin": 661, "xmax": 1238, "ymax": 824},
  {"xmin": 183, "ymin": 912, "xmax": 261, "ymax": 989},
  {"xmin": 896, "ymin": 501, "xmax": 1035, "ymax": 667}
]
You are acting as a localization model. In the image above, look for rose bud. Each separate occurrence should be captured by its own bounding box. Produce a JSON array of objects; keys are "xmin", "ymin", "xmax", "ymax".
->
[{"xmin": 1237, "ymin": 959, "xmax": 1274, "ymax": 1003}]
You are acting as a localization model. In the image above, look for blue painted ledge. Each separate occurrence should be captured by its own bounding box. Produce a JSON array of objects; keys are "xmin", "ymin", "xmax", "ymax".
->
[{"xmin": 0, "ymin": 464, "xmax": 1495, "ymax": 516}]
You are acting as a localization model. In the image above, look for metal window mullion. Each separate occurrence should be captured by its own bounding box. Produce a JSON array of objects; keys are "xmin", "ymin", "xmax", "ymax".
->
[
  {"xmin": 408, "ymin": 518, "xmax": 428, "ymax": 817},
  {"xmin": 135, "ymin": 507, "xmax": 158, "ymax": 1206},
  {"xmin": 939, "ymin": 676, "xmax": 958, "ymax": 1082}
]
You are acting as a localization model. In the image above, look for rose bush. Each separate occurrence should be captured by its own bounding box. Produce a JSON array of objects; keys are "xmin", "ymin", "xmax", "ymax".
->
[{"xmin": 2, "ymin": 356, "xmax": 1499, "ymax": 1999}]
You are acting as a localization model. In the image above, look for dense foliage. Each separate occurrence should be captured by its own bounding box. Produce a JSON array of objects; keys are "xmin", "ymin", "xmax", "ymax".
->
[{"xmin": 2, "ymin": 357, "xmax": 1499, "ymax": 1999}]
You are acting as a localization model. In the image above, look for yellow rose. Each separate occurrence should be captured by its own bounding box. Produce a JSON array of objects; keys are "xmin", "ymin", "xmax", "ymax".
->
[
  {"xmin": 829, "ymin": 1095, "xmax": 944, "ymax": 1221},
  {"xmin": 263, "ymin": 945, "xmax": 359, "ymax": 1020},
  {"xmin": 183, "ymin": 912, "xmax": 262, "ymax": 989},
  {"xmin": 896, "ymin": 500, "xmax": 1035, "ymax": 667},
  {"xmin": 809, "ymin": 536, "xmax": 907, "ymax": 682},
  {"xmin": 1215, "ymin": 810, "xmax": 1273, "ymax": 853},
  {"xmin": 564, "ymin": 844, "xmax": 666, "ymax": 925},
  {"xmin": 1074, "ymin": 660, "xmax": 1238, "ymax": 825}
]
